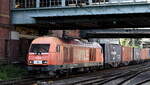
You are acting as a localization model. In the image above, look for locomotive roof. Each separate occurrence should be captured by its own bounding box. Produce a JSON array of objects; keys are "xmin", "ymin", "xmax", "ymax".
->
[
  {"xmin": 32, "ymin": 36, "xmax": 63, "ymax": 44},
  {"xmin": 32, "ymin": 36, "xmax": 102, "ymax": 48}
]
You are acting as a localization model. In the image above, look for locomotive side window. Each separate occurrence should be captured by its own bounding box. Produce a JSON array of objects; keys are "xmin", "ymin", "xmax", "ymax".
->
[
  {"xmin": 56, "ymin": 45, "xmax": 60, "ymax": 52},
  {"xmin": 30, "ymin": 44, "xmax": 50, "ymax": 53}
]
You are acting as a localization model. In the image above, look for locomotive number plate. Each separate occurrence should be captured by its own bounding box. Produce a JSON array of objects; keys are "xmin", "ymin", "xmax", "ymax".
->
[{"xmin": 34, "ymin": 61, "xmax": 42, "ymax": 64}]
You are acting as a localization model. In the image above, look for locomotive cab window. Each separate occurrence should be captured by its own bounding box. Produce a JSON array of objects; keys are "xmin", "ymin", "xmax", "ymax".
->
[
  {"xmin": 56, "ymin": 45, "xmax": 60, "ymax": 52},
  {"xmin": 30, "ymin": 44, "xmax": 50, "ymax": 53}
]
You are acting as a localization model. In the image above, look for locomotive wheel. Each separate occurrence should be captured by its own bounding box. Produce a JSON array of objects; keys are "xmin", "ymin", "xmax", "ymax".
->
[
  {"xmin": 83, "ymin": 67, "xmax": 89, "ymax": 73},
  {"xmin": 48, "ymin": 71, "xmax": 57, "ymax": 78},
  {"xmin": 104, "ymin": 64, "xmax": 111, "ymax": 69},
  {"xmin": 79, "ymin": 68, "xmax": 84, "ymax": 72},
  {"xmin": 85, "ymin": 67, "xmax": 91, "ymax": 73},
  {"xmin": 90, "ymin": 67, "xmax": 97, "ymax": 72}
]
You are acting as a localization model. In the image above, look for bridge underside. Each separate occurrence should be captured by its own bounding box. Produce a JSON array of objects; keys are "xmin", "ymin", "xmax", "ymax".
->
[
  {"xmin": 15, "ymin": 13, "xmax": 150, "ymax": 29},
  {"xmin": 82, "ymin": 29, "xmax": 150, "ymax": 38},
  {"xmin": 12, "ymin": 3, "xmax": 150, "ymax": 38},
  {"xmin": 12, "ymin": 3, "xmax": 150, "ymax": 29},
  {"xmin": 35, "ymin": 13, "xmax": 150, "ymax": 29},
  {"xmin": 85, "ymin": 33, "xmax": 150, "ymax": 38}
]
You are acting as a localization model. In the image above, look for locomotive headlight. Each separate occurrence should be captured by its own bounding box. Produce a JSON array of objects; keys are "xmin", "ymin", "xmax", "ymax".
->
[
  {"xmin": 42, "ymin": 60, "xmax": 48, "ymax": 64},
  {"xmin": 29, "ymin": 60, "xmax": 33, "ymax": 64}
]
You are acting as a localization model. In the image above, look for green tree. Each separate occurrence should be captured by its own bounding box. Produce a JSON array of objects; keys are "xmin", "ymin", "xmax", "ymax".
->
[{"xmin": 120, "ymin": 38, "xmax": 142, "ymax": 48}]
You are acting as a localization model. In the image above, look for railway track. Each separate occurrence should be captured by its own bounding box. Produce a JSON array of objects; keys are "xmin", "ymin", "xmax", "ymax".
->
[
  {"xmin": 121, "ymin": 70, "xmax": 150, "ymax": 85},
  {"xmin": 0, "ymin": 76, "xmax": 37, "ymax": 85},
  {"xmin": 0, "ymin": 74, "xmax": 49, "ymax": 85},
  {"xmin": 137, "ymin": 78, "xmax": 150, "ymax": 85},
  {"xmin": 67, "ymin": 66, "xmax": 150, "ymax": 85},
  {"xmin": 1, "ymin": 62, "xmax": 150, "ymax": 85},
  {"xmin": 102, "ymin": 67, "xmax": 150, "ymax": 85},
  {"xmin": 38, "ymin": 62, "xmax": 150, "ymax": 85}
]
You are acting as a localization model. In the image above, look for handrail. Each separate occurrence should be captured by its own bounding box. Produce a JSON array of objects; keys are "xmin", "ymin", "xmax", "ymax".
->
[{"xmin": 12, "ymin": 0, "xmax": 150, "ymax": 9}]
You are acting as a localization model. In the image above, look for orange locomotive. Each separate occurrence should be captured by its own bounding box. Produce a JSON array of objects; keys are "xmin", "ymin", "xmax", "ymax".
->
[{"xmin": 27, "ymin": 37, "xmax": 103, "ymax": 74}]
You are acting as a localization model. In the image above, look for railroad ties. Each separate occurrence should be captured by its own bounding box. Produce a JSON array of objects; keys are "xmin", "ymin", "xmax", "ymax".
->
[
  {"xmin": 36, "ymin": 62, "xmax": 150, "ymax": 85},
  {"xmin": 2, "ymin": 62, "xmax": 150, "ymax": 85}
]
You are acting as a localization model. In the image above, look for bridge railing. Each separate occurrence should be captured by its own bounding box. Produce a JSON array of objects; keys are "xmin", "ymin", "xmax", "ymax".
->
[{"xmin": 12, "ymin": 0, "xmax": 150, "ymax": 9}]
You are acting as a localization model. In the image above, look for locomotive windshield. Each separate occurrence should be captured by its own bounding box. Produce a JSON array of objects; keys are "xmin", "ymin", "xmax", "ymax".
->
[{"xmin": 30, "ymin": 44, "xmax": 50, "ymax": 53}]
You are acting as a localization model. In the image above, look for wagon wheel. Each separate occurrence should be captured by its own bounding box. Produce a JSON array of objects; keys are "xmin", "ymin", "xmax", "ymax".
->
[
  {"xmin": 112, "ymin": 62, "xmax": 118, "ymax": 68},
  {"xmin": 124, "ymin": 62, "xmax": 129, "ymax": 66}
]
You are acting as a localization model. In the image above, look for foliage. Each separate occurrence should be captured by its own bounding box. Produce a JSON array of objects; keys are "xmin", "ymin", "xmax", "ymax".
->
[
  {"xmin": 0, "ymin": 64, "xmax": 27, "ymax": 80},
  {"xmin": 120, "ymin": 38, "xmax": 142, "ymax": 48}
]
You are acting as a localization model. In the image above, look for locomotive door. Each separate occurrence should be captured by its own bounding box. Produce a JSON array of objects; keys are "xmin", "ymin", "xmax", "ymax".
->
[
  {"xmin": 57, "ymin": 45, "xmax": 63, "ymax": 65},
  {"xmin": 89, "ymin": 48, "xmax": 96, "ymax": 61},
  {"xmin": 63, "ymin": 45, "xmax": 73, "ymax": 64}
]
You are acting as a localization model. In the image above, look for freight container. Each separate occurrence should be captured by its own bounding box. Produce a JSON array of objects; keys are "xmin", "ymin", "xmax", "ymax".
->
[
  {"xmin": 101, "ymin": 44, "xmax": 122, "ymax": 67},
  {"xmin": 121, "ymin": 46, "xmax": 133, "ymax": 65},
  {"xmin": 148, "ymin": 48, "xmax": 150, "ymax": 60},
  {"xmin": 89, "ymin": 38, "xmax": 120, "ymax": 44},
  {"xmin": 133, "ymin": 48, "xmax": 141, "ymax": 62},
  {"xmin": 140, "ymin": 48, "xmax": 149, "ymax": 61}
]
